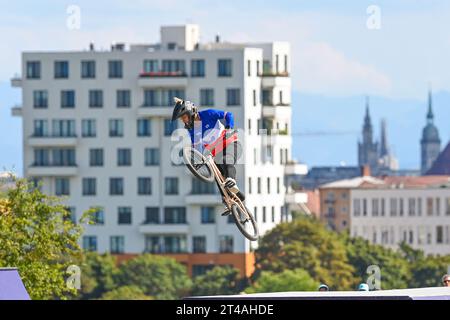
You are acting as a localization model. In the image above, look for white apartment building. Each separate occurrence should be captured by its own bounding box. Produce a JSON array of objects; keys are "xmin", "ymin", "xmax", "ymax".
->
[
  {"xmin": 10, "ymin": 24, "xmax": 307, "ymax": 277},
  {"xmin": 350, "ymin": 176, "xmax": 450, "ymax": 255}
]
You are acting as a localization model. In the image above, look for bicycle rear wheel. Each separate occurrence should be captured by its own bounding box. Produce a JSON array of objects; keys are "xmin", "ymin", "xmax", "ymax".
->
[
  {"xmin": 182, "ymin": 147, "xmax": 215, "ymax": 183},
  {"xmin": 231, "ymin": 202, "xmax": 259, "ymax": 241}
]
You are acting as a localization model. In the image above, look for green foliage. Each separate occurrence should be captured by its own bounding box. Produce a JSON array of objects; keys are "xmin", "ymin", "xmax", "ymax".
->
[
  {"xmin": 78, "ymin": 252, "xmax": 120, "ymax": 299},
  {"xmin": 117, "ymin": 254, "xmax": 192, "ymax": 299},
  {"xmin": 343, "ymin": 235, "xmax": 411, "ymax": 289},
  {"xmin": 0, "ymin": 178, "xmax": 90, "ymax": 299},
  {"xmin": 99, "ymin": 285, "xmax": 153, "ymax": 300},
  {"xmin": 192, "ymin": 266, "xmax": 243, "ymax": 296},
  {"xmin": 255, "ymin": 216, "xmax": 356, "ymax": 290},
  {"xmin": 246, "ymin": 269, "xmax": 319, "ymax": 293}
]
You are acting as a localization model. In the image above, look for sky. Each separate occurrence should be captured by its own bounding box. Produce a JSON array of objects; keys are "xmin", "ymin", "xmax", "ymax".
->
[{"xmin": 1, "ymin": 0, "xmax": 449, "ymax": 174}]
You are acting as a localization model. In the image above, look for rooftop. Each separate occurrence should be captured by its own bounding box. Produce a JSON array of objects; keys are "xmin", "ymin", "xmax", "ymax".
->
[{"xmin": 319, "ymin": 176, "xmax": 384, "ymax": 189}]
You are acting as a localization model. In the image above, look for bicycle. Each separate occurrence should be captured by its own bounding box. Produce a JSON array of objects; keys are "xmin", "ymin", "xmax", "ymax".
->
[{"xmin": 182, "ymin": 146, "xmax": 259, "ymax": 241}]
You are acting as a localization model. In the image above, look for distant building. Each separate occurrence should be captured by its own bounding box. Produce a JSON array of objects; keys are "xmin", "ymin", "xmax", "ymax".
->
[
  {"xmin": 426, "ymin": 142, "xmax": 450, "ymax": 175},
  {"xmin": 0, "ymin": 172, "xmax": 16, "ymax": 193},
  {"xmin": 421, "ymin": 89, "xmax": 441, "ymax": 174},
  {"xmin": 292, "ymin": 166, "xmax": 363, "ymax": 190},
  {"xmin": 358, "ymin": 97, "xmax": 379, "ymax": 173},
  {"xmin": 351, "ymin": 175, "xmax": 450, "ymax": 255}
]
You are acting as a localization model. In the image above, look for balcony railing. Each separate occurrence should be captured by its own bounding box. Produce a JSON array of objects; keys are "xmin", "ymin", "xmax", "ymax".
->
[
  {"xmin": 261, "ymin": 71, "xmax": 290, "ymax": 77},
  {"xmin": 139, "ymin": 71, "xmax": 187, "ymax": 77}
]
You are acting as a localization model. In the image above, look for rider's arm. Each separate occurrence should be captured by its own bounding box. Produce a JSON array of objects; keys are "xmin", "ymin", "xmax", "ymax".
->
[{"xmin": 209, "ymin": 109, "xmax": 234, "ymax": 129}]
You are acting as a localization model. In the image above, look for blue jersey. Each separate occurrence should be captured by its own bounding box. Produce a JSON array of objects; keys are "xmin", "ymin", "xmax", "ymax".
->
[{"xmin": 188, "ymin": 109, "xmax": 234, "ymax": 146}]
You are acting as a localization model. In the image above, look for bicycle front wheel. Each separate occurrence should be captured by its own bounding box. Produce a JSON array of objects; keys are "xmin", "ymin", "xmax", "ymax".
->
[
  {"xmin": 182, "ymin": 147, "xmax": 215, "ymax": 183},
  {"xmin": 231, "ymin": 202, "xmax": 259, "ymax": 241}
]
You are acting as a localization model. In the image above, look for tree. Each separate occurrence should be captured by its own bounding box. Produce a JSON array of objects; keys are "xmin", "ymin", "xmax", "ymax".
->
[
  {"xmin": 117, "ymin": 254, "xmax": 192, "ymax": 299},
  {"xmin": 399, "ymin": 242, "xmax": 450, "ymax": 288},
  {"xmin": 99, "ymin": 285, "xmax": 153, "ymax": 300},
  {"xmin": 246, "ymin": 269, "xmax": 319, "ymax": 293},
  {"xmin": 78, "ymin": 252, "xmax": 120, "ymax": 299},
  {"xmin": 192, "ymin": 266, "xmax": 244, "ymax": 296},
  {"xmin": 255, "ymin": 215, "xmax": 356, "ymax": 290},
  {"xmin": 343, "ymin": 235, "xmax": 411, "ymax": 290},
  {"xmin": 0, "ymin": 178, "xmax": 91, "ymax": 299}
]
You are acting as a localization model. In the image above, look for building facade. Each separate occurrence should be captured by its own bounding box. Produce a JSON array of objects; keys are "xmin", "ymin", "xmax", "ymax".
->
[
  {"xmin": 10, "ymin": 24, "xmax": 305, "ymax": 277},
  {"xmin": 350, "ymin": 176, "xmax": 450, "ymax": 255}
]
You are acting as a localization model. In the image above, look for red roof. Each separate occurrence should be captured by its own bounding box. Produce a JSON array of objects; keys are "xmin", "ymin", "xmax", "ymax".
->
[{"xmin": 361, "ymin": 175, "xmax": 450, "ymax": 189}]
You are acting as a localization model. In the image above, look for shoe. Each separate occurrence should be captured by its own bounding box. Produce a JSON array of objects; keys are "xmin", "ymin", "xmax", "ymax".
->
[{"xmin": 224, "ymin": 177, "xmax": 239, "ymax": 194}]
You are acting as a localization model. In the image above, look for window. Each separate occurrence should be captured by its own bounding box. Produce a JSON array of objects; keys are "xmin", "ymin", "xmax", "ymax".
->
[
  {"xmin": 193, "ymin": 236, "xmax": 206, "ymax": 253},
  {"xmin": 408, "ymin": 198, "xmax": 416, "ymax": 216},
  {"xmin": 89, "ymin": 148, "xmax": 103, "ymax": 166},
  {"xmin": 200, "ymin": 89, "xmax": 214, "ymax": 106},
  {"xmin": 267, "ymin": 177, "xmax": 271, "ymax": 194},
  {"xmin": 26, "ymin": 61, "xmax": 41, "ymax": 79},
  {"xmin": 164, "ymin": 119, "xmax": 177, "ymax": 136},
  {"xmin": 363, "ymin": 199, "xmax": 368, "ymax": 216},
  {"xmin": 381, "ymin": 198, "xmax": 386, "ymax": 216},
  {"xmin": 81, "ymin": 119, "xmax": 96, "ymax": 137},
  {"xmin": 52, "ymin": 148, "xmax": 76, "ymax": 166},
  {"xmin": 164, "ymin": 207, "xmax": 186, "ymax": 224},
  {"xmin": 165, "ymin": 177, "xmax": 179, "ymax": 195},
  {"xmin": 218, "ymin": 59, "xmax": 232, "ymax": 77},
  {"xmin": 162, "ymin": 60, "xmax": 185, "ymax": 73},
  {"xmin": 108, "ymin": 60, "xmax": 123, "ymax": 78},
  {"xmin": 192, "ymin": 179, "xmax": 216, "ymax": 194},
  {"xmin": 257, "ymin": 177, "xmax": 261, "ymax": 194},
  {"xmin": 82, "ymin": 177, "xmax": 96, "ymax": 196},
  {"xmin": 145, "ymin": 236, "xmax": 160, "ymax": 253},
  {"xmin": 253, "ymin": 89, "xmax": 257, "ymax": 106},
  {"xmin": 33, "ymin": 120, "xmax": 48, "ymax": 137},
  {"xmin": 191, "ymin": 59, "xmax": 205, "ymax": 77},
  {"xmin": 61, "ymin": 90, "xmax": 75, "ymax": 108},
  {"xmin": 271, "ymin": 206, "xmax": 275, "ymax": 222},
  {"xmin": 262, "ymin": 89, "xmax": 272, "ymax": 105},
  {"xmin": 109, "ymin": 119, "xmax": 124, "ymax": 137},
  {"xmin": 353, "ymin": 199, "xmax": 361, "ymax": 216},
  {"xmin": 226, "ymin": 88, "xmax": 240, "ymax": 106},
  {"xmin": 83, "ymin": 236, "xmax": 97, "ymax": 251},
  {"xmin": 277, "ymin": 177, "xmax": 280, "ymax": 194},
  {"xmin": 143, "ymin": 59, "xmax": 158, "ymax": 73},
  {"xmin": 164, "ymin": 236, "xmax": 187, "ymax": 253},
  {"xmin": 201, "ymin": 206, "xmax": 215, "ymax": 224},
  {"xmin": 248, "ymin": 177, "xmax": 252, "ymax": 194},
  {"xmin": 247, "ymin": 60, "xmax": 251, "ymax": 76},
  {"xmin": 138, "ymin": 177, "xmax": 152, "ymax": 195},
  {"xmin": 55, "ymin": 178, "xmax": 70, "ymax": 196},
  {"xmin": 117, "ymin": 148, "xmax": 131, "ymax": 166},
  {"xmin": 52, "ymin": 120, "xmax": 76, "ymax": 137},
  {"xmin": 427, "ymin": 197, "xmax": 433, "ymax": 216},
  {"xmin": 263, "ymin": 60, "xmax": 271, "ymax": 74},
  {"xmin": 91, "ymin": 207, "xmax": 105, "ymax": 225},
  {"xmin": 262, "ymin": 207, "xmax": 267, "ymax": 223},
  {"xmin": 418, "ymin": 198, "xmax": 422, "ymax": 216},
  {"xmin": 437, "ymin": 226, "xmax": 444, "ymax": 244},
  {"xmin": 110, "ymin": 178, "xmax": 124, "ymax": 195},
  {"xmin": 254, "ymin": 207, "xmax": 258, "ymax": 221},
  {"xmin": 81, "ymin": 60, "xmax": 95, "ymax": 78},
  {"xmin": 275, "ymin": 54, "xmax": 279, "ymax": 73},
  {"xmin": 89, "ymin": 90, "xmax": 103, "ymax": 108},
  {"xmin": 110, "ymin": 236, "xmax": 125, "ymax": 254},
  {"xmin": 116, "ymin": 90, "xmax": 131, "ymax": 108},
  {"xmin": 161, "ymin": 89, "xmax": 185, "ymax": 106},
  {"xmin": 33, "ymin": 90, "xmax": 48, "ymax": 108},
  {"xmin": 256, "ymin": 60, "xmax": 260, "ymax": 76},
  {"xmin": 390, "ymin": 198, "xmax": 398, "ymax": 216},
  {"xmin": 144, "ymin": 148, "xmax": 160, "ymax": 166},
  {"xmin": 436, "ymin": 198, "xmax": 441, "ymax": 216},
  {"xmin": 446, "ymin": 198, "xmax": 450, "ymax": 216},
  {"xmin": 33, "ymin": 149, "xmax": 50, "ymax": 166},
  {"xmin": 137, "ymin": 119, "xmax": 151, "ymax": 137},
  {"xmin": 399, "ymin": 198, "xmax": 404, "ymax": 216},
  {"xmin": 143, "ymin": 89, "xmax": 158, "ymax": 106},
  {"xmin": 144, "ymin": 207, "xmax": 159, "ymax": 224},
  {"xmin": 372, "ymin": 199, "xmax": 379, "ymax": 216},
  {"xmin": 284, "ymin": 54, "xmax": 288, "ymax": 72},
  {"xmin": 219, "ymin": 235, "xmax": 233, "ymax": 253},
  {"xmin": 54, "ymin": 61, "xmax": 69, "ymax": 78},
  {"xmin": 118, "ymin": 207, "xmax": 132, "ymax": 224}
]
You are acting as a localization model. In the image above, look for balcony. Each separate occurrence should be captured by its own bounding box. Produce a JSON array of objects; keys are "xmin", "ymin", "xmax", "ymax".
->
[
  {"xmin": 28, "ymin": 135, "xmax": 78, "ymax": 147},
  {"xmin": 285, "ymin": 162, "xmax": 308, "ymax": 175},
  {"xmin": 260, "ymin": 133, "xmax": 291, "ymax": 146},
  {"xmin": 10, "ymin": 76, "xmax": 22, "ymax": 87},
  {"xmin": 262, "ymin": 104, "xmax": 291, "ymax": 119},
  {"xmin": 185, "ymin": 193, "xmax": 222, "ymax": 205},
  {"xmin": 262, "ymin": 74, "xmax": 291, "ymax": 88},
  {"xmin": 11, "ymin": 105, "xmax": 22, "ymax": 117},
  {"xmin": 139, "ymin": 223, "xmax": 190, "ymax": 234},
  {"xmin": 285, "ymin": 191, "xmax": 308, "ymax": 204},
  {"xmin": 27, "ymin": 165, "xmax": 78, "ymax": 177},
  {"xmin": 137, "ymin": 105, "xmax": 173, "ymax": 118},
  {"xmin": 138, "ymin": 71, "xmax": 188, "ymax": 87}
]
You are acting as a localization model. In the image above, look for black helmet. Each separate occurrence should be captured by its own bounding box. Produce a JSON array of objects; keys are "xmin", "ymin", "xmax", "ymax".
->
[{"xmin": 171, "ymin": 97, "xmax": 197, "ymax": 129}]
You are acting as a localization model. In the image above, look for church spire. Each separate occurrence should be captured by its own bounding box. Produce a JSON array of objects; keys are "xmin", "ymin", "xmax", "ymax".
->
[
  {"xmin": 364, "ymin": 96, "xmax": 371, "ymax": 126},
  {"xmin": 380, "ymin": 118, "xmax": 389, "ymax": 157},
  {"xmin": 427, "ymin": 87, "xmax": 434, "ymax": 123}
]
